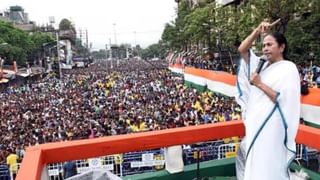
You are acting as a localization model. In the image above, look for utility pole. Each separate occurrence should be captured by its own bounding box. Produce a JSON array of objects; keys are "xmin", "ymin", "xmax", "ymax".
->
[
  {"xmin": 86, "ymin": 29, "xmax": 89, "ymax": 52},
  {"xmin": 56, "ymin": 31, "xmax": 62, "ymax": 79},
  {"xmin": 85, "ymin": 29, "xmax": 89, "ymax": 65},
  {"xmin": 109, "ymin": 38, "xmax": 113, "ymax": 69},
  {"xmin": 86, "ymin": 29, "xmax": 89, "ymax": 50},
  {"xmin": 126, "ymin": 46, "xmax": 129, "ymax": 59},
  {"xmin": 113, "ymin": 23, "xmax": 117, "ymax": 45},
  {"xmin": 79, "ymin": 29, "xmax": 82, "ymax": 46},
  {"xmin": 208, "ymin": 22, "xmax": 212, "ymax": 52},
  {"xmin": 133, "ymin": 31, "xmax": 136, "ymax": 47},
  {"xmin": 105, "ymin": 44, "xmax": 108, "ymax": 69}
]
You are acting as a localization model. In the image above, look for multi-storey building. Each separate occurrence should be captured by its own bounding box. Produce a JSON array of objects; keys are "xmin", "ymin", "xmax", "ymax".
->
[{"xmin": 0, "ymin": 6, "xmax": 35, "ymax": 32}]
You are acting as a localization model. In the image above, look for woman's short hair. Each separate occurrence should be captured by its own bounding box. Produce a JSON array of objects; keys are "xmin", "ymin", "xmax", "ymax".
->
[{"xmin": 265, "ymin": 32, "xmax": 288, "ymax": 60}]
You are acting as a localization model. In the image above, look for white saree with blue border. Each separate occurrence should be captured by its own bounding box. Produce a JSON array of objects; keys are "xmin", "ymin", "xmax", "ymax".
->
[{"xmin": 236, "ymin": 50, "xmax": 301, "ymax": 180}]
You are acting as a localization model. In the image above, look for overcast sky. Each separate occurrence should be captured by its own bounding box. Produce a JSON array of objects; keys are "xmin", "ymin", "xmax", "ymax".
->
[{"xmin": 1, "ymin": 0, "xmax": 177, "ymax": 50}]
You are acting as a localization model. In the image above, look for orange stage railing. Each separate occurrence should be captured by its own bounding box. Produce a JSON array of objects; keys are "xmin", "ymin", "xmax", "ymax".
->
[{"xmin": 16, "ymin": 121, "xmax": 320, "ymax": 180}]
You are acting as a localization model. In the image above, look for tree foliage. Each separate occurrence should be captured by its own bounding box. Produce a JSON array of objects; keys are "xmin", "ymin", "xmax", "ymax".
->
[
  {"xmin": 287, "ymin": 13, "xmax": 320, "ymax": 63},
  {"xmin": 58, "ymin": 18, "xmax": 76, "ymax": 43},
  {"xmin": 141, "ymin": 42, "xmax": 166, "ymax": 60},
  {"xmin": 0, "ymin": 20, "xmax": 54, "ymax": 65},
  {"xmin": 160, "ymin": 0, "xmax": 320, "ymax": 64},
  {"xmin": 59, "ymin": 19, "xmax": 73, "ymax": 31}
]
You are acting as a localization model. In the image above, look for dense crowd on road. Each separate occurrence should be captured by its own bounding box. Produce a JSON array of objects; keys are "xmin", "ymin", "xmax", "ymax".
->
[
  {"xmin": 0, "ymin": 60, "xmax": 241, "ymax": 167},
  {"xmin": 1, "ymin": 57, "xmax": 319, "ymax": 179}
]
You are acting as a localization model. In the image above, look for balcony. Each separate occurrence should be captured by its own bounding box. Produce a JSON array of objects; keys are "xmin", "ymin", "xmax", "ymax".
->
[{"xmin": 16, "ymin": 121, "xmax": 320, "ymax": 179}]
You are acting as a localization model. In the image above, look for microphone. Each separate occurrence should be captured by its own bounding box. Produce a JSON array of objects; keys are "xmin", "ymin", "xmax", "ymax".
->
[
  {"xmin": 255, "ymin": 55, "xmax": 267, "ymax": 74},
  {"xmin": 250, "ymin": 55, "xmax": 267, "ymax": 85}
]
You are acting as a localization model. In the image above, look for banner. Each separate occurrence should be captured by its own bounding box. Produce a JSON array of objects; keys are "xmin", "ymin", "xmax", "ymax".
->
[
  {"xmin": 168, "ymin": 64, "xmax": 184, "ymax": 74},
  {"xmin": 170, "ymin": 66, "xmax": 320, "ymax": 128},
  {"xmin": 184, "ymin": 67, "xmax": 236, "ymax": 96}
]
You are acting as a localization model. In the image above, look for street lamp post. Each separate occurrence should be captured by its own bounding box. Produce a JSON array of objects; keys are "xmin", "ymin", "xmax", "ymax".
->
[
  {"xmin": 208, "ymin": 27, "xmax": 212, "ymax": 52},
  {"xmin": 218, "ymin": 30, "xmax": 222, "ymax": 62},
  {"xmin": 177, "ymin": 29, "xmax": 184, "ymax": 51},
  {"xmin": 133, "ymin": 31, "xmax": 137, "ymax": 48},
  {"xmin": 109, "ymin": 38, "xmax": 113, "ymax": 69},
  {"xmin": 203, "ymin": 20, "xmax": 213, "ymax": 52},
  {"xmin": 56, "ymin": 31, "xmax": 62, "ymax": 79},
  {"xmin": 113, "ymin": 23, "xmax": 117, "ymax": 45}
]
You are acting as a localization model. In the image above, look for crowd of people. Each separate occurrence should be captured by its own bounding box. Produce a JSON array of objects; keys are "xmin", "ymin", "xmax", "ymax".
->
[
  {"xmin": 298, "ymin": 62, "xmax": 320, "ymax": 89},
  {"xmin": 168, "ymin": 51, "xmax": 238, "ymax": 74},
  {"xmin": 169, "ymin": 51, "xmax": 320, "ymax": 88},
  {"xmin": 0, "ymin": 59, "xmax": 242, "ymax": 177}
]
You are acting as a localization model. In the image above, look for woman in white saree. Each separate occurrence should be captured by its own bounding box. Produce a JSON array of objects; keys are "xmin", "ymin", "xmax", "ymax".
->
[{"xmin": 236, "ymin": 21, "xmax": 301, "ymax": 180}]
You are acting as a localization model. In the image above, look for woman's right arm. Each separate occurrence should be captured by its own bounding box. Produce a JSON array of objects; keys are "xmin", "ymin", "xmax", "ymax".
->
[{"xmin": 238, "ymin": 22, "xmax": 271, "ymax": 64}]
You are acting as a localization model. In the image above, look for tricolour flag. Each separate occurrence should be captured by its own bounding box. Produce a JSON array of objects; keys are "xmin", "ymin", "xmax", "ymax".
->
[{"xmin": 170, "ymin": 66, "xmax": 320, "ymax": 128}]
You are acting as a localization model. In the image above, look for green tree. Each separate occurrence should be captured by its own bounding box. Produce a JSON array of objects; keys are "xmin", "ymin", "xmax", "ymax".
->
[
  {"xmin": 0, "ymin": 20, "xmax": 54, "ymax": 65},
  {"xmin": 58, "ymin": 18, "xmax": 76, "ymax": 43},
  {"xmin": 162, "ymin": 0, "xmax": 320, "ymax": 64},
  {"xmin": 287, "ymin": 13, "xmax": 320, "ymax": 63},
  {"xmin": 161, "ymin": 23, "xmax": 177, "ymax": 49},
  {"xmin": 29, "ymin": 32, "xmax": 55, "ymax": 63},
  {"xmin": 141, "ymin": 43, "xmax": 166, "ymax": 60},
  {"xmin": 183, "ymin": 6, "xmax": 211, "ymax": 50},
  {"xmin": 59, "ymin": 19, "xmax": 73, "ymax": 30},
  {"xmin": 0, "ymin": 21, "xmax": 32, "ymax": 65}
]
